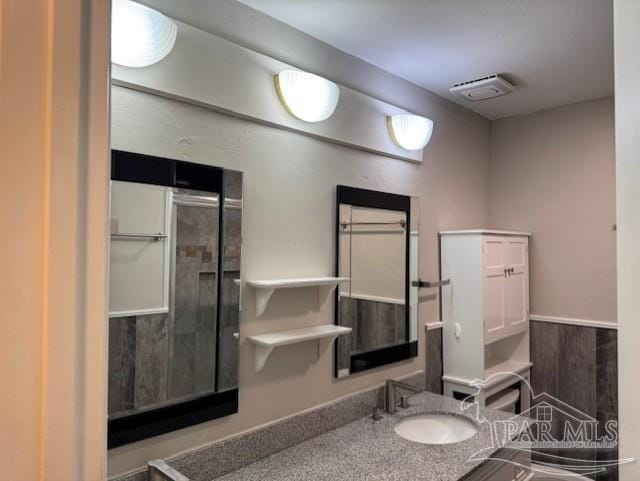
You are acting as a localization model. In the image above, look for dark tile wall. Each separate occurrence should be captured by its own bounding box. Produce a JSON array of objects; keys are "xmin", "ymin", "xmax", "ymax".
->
[
  {"xmin": 218, "ymin": 169, "xmax": 242, "ymax": 391},
  {"xmin": 425, "ymin": 326, "xmax": 443, "ymax": 395},
  {"xmin": 134, "ymin": 313, "xmax": 169, "ymax": 409},
  {"xmin": 529, "ymin": 320, "xmax": 618, "ymax": 481},
  {"xmin": 108, "ymin": 313, "xmax": 170, "ymax": 417},
  {"xmin": 218, "ymin": 271, "xmax": 240, "ymax": 391},
  {"xmin": 170, "ymin": 203, "xmax": 219, "ymax": 399},
  {"xmin": 108, "ymin": 316, "xmax": 137, "ymax": 415},
  {"xmin": 336, "ymin": 296, "xmax": 406, "ymax": 372},
  {"xmin": 109, "ymin": 170, "xmax": 243, "ymax": 419}
]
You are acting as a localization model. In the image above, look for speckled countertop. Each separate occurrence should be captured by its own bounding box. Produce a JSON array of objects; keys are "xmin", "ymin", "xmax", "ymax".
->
[{"xmin": 213, "ymin": 391, "xmax": 529, "ymax": 481}]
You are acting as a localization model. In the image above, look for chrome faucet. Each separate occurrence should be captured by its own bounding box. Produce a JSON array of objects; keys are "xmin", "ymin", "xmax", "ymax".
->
[{"xmin": 385, "ymin": 379, "xmax": 422, "ymax": 414}]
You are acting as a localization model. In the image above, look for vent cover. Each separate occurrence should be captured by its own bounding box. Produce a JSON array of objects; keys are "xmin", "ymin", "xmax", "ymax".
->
[{"xmin": 449, "ymin": 75, "xmax": 515, "ymax": 102}]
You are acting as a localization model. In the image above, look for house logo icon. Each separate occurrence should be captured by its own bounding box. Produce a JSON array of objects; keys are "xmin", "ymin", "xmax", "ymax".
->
[{"xmin": 461, "ymin": 372, "xmax": 631, "ymax": 477}]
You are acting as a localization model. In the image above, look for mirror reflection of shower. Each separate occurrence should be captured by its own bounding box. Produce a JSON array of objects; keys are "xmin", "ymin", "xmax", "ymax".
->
[{"xmin": 107, "ymin": 158, "xmax": 243, "ymax": 446}]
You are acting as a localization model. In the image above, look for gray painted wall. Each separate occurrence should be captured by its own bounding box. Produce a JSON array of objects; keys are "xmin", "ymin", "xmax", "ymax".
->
[{"xmin": 491, "ymin": 97, "xmax": 616, "ymax": 323}]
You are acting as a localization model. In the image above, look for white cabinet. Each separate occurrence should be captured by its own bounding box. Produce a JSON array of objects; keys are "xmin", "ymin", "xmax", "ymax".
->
[
  {"xmin": 482, "ymin": 235, "xmax": 530, "ymax": 344},
  {"xmin": 440, "ymin": 229, "xmax": 532, "ymax": 410}
]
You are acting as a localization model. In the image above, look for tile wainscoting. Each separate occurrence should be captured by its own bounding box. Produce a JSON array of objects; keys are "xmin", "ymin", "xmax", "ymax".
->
[
  {"xmin": 529, "ymin": 320, "xmax": 618, "ymax": 481},
  {"xmin": 337, "ymin": 296, "xmax": 406, "ymax": 373},
  {"xmin": 425, "ymin": 325, "xmax": 443, "ymax": 395},
  {"xmin": 424, "ymin": 320, "xmax": 617, "ymax": 481}
]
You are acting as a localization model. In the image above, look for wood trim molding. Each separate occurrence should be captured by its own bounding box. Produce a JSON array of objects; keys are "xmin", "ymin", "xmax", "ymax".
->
[{"xmin": 529, "ymin": 314, "xmax": 618, "ymax": 330}]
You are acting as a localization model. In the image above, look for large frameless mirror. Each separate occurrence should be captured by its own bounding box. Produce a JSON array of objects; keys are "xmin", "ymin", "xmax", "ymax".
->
[
  {"xmin": 107, "ymin": 150, "xmax": 242, "ymax": 447},
  {"xmin": 335, "ymin": 185, "xmax": 419, "ymax": 378}
]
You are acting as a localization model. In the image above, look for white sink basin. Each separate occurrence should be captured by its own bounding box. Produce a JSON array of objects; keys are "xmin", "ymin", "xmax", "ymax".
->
[{"xmin": 394, "ymin": 414, "xmax": 478, "ymax": 444}]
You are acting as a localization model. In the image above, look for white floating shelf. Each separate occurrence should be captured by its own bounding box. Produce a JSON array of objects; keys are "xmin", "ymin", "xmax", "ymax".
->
[
  {"xmin": 248, "ymin": 324, "xmax": 352, "ymax": 372},
  {"xmin": 248, "ymin": 277, "xmax": 350, "ymax": 317}
]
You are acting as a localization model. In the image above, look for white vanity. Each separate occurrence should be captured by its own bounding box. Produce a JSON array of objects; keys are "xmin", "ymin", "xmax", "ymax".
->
[{"xmin": 440, "ymin": 229, "xmax": 532, "ymax": 413}]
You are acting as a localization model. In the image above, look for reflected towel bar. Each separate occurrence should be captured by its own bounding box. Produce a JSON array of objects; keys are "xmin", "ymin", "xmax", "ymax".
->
[
  {"xmin": 412, "ymin": 279, "xmax": 451, "ymax": 288},
  {"xmin": 110, "ymin": 233, "xmax": 167, "ymax": 241},
  {"xmin": 341, "ymin": 220, "xmax": 406, "ymax": 229}
]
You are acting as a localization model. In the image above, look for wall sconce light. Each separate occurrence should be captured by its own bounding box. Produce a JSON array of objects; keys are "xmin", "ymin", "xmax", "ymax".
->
[
  {"xmin": 111, "ymin": 0, "xmax": 178, "ymax": 68},
  {"xmin": 387, "ymin": 114, "xmax": 434, "ymax": 151},
  {"xmin": 274, "ymin": 70, "xmax": 340, "ymax": 123}
]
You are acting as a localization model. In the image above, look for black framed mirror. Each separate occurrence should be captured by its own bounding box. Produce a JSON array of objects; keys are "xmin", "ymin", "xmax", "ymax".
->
[
  {"xmin": 334, "ymin": 185, "xmax": 419, "ymax": 378},
  {"xmin": 107, "ymin": 150, "xmax": 242, "ymax": 448}
]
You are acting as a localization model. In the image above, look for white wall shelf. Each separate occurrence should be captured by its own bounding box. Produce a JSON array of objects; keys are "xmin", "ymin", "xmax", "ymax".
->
[
  {"xmin": 248, "ymin": 324, "xmax": 352, "ymax": 371},
  {"xmin": 248, "ymin": 277, "xmax": 350, "ymax": 317}
]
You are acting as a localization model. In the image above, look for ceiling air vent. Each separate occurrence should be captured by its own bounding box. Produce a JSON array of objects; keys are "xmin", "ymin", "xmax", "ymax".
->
[{"xmin": 449, "ymin": 75, "xmax": 515, "ymax": 102}]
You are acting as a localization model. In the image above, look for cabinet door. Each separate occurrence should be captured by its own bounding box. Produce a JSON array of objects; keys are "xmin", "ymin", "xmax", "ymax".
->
[
  {"xmin": 482, "ymin": 237, "xmax": 506, "ymax": 344},
  {"xmin": 504, "ymin": 237, "xmax": 529, "ymax": 335}
]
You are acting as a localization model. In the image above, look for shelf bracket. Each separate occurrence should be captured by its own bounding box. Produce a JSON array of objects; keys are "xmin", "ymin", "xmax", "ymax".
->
[
  {"xmin": 317, "ymin": 284, "xmax": 338, "ymax": 311},
  {"xmin": 255, "ymin": 288, "xmax": 275, "ymax": 317},
  {"xmin": 254, "ymin": 344, "xmax": 275, "ymax": 372},
  {"xmin": 249, "ymin": 325, "xmax": 351, "ymax": 372},
  {"xmin": 317, "ymin": 335, "xmax": 338, "ymax": 359},
  {"xmin": 254, "ymin": 336, "xmax": 339, "ymax": 372}
]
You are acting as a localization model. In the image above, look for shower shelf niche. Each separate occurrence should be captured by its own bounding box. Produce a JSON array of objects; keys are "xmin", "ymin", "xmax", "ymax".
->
[
  {"xmin": 247, "ymin": 277, "xmax": 350, "ymax": 317},
  {"xmin": 248, "ymin": 324, "xmax": 352, "ymax": 371}
]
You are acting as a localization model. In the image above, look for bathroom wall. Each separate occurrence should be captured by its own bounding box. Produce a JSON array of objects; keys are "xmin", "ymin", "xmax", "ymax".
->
[
  {"xmin": 490, "ymin": 97, "xmax": 616, "ymax": 324},
  {"xmin": 107, "ymin": 4, "xmax": 491, "ymax": 474},
  {"xmin": 425, "ymin": 326, "xmax": 444, "ymax": 395},
  {"xmin": 491, "ymin": 97, "xmax": 618, "ymax": 480},
  {"xmin": 613, "ymin": 1, "xmax": 640, "ymax": 479},
  {"xmin": 109, "ymin": 80, "xmax": 490, "ymax": 475}
]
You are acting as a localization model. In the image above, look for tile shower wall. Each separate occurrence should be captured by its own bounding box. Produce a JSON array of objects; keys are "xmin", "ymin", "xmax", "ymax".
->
[
  {"xmin": 108, "ymin": 204, "xmax": 221, "ymax": 417},
  {"xmin": 170, "ymin": 202, "xmax": 219, "ymax": 399},
  {"xmin": 529, "ymin": 320, "xmax": 618, "ymax": 481},
  {"xmin": 425, "ymin": 326, "xmax": 443, "ymax": 395},
  {"xmin": 337, "ymin": 297, "xmax": 406, "ymax": 372},
  {"xmin": 218, "ymin": 170, "xmax": 243, "ymax": 391},
  {"xmin": 108, "ymin": 313, "xmax": 170, "ymax": 416}
]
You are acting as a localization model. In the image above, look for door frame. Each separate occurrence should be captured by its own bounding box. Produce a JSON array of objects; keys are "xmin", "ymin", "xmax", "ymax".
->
[{"xmin": 40, "ymin": 0, "xmax": 111, "ymax": 479}]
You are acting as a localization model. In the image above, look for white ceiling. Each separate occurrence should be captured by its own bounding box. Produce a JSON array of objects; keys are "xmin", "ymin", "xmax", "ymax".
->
[{"xmin": 237, "ymin": 0, "xmax": 613, "ymax": 119}]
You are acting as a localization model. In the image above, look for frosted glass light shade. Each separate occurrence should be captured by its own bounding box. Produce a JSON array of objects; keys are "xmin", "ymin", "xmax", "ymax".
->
[
  {"xmin": 387, "ymin": 114, "xmax": 434, "ymax": 151},
  {"xmin": 274, "ymin": 70, "xmax": 340, "ymax": 122},
  {"xmin": 111, "ymin": 0, "xmax": 178, "ymax": 68}
]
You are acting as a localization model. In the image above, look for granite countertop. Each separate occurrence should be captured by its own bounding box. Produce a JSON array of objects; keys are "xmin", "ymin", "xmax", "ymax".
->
[{"xmin": 213, "ymin": 391, "xmax": 529, "ymax": 481}]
